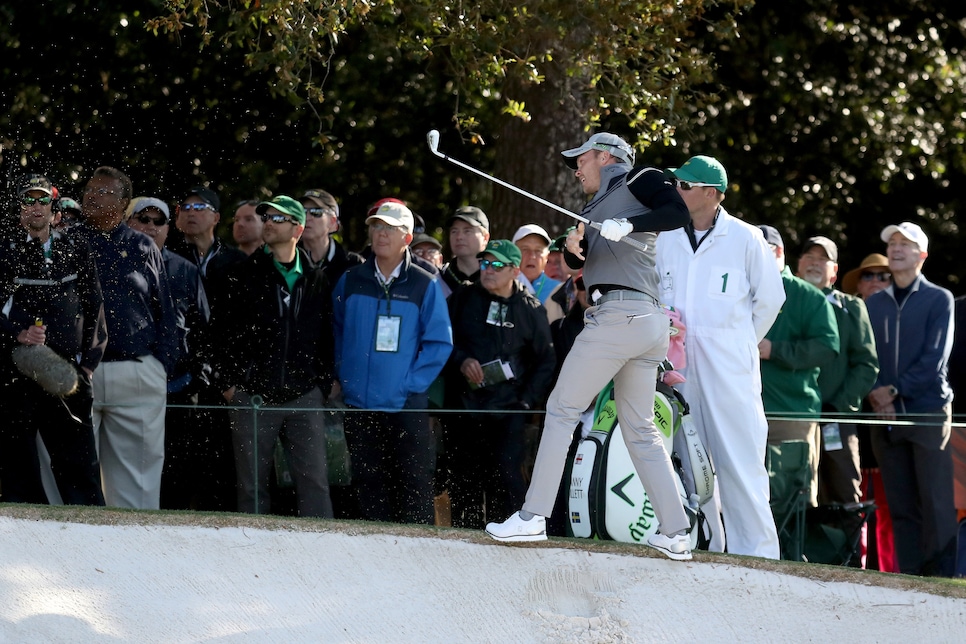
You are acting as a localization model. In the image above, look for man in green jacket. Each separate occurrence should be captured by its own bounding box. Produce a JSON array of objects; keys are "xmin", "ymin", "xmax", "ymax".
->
[
  {"xmin": 797, "ymin": 236, "xmax": 879, "ymax": 515},
  {"xmin": 757, "ymin": 226, "xmax": 840, "ymax": 507}
]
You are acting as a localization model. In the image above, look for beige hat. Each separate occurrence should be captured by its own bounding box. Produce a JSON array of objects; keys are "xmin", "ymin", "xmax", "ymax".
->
[{"xmin": 840, "ymin": 254, "xmax": 889, "ymax": 295}]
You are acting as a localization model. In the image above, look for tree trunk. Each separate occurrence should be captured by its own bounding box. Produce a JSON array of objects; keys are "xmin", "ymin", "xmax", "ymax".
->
[{"xmin": 490, "ymin": 68, "xmax": 592, "ymax": 241}]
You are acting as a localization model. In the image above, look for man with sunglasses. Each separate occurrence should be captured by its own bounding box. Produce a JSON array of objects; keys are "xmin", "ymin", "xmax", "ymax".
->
[
  {"xmin": 840, "ymin": 254, "xmax": 892, "ymax": 300},
  {"xmin": 73, "ymin": 166, "xmax": 178, "ymax": 510},
  {"xmin": 125, "ymin": 198, "xmax": 234, "ymax": 512},
  {"xmin": 210, "ymin": 196, "xmax": 335, "ymax": 517},
  {"xmin": 654, "ymin": 155, "xmax": 786, "ymax": 559},
  {"xmin": 485, "ymin": 132, "xmax": 695, "ymax": 560},
  {"xmin": 174, "ymin": 186, "xmax": 246, "ymax": 311},
  {"xmin": 0, "ymin": 173, "xmax": 108, "ymax": 506},
  {"xmin": 332, "ymin": 201, "xmax": 452, "ymax": 525},
  {"xmin": 445, "ymin": 240, "xmax": 554, "ymax": 528},
  {"xmin": 297, "ymin": 189, "xmax": 363, "ymax": 286}
]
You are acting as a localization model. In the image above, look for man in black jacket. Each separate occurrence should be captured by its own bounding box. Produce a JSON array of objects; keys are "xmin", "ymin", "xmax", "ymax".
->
[
  {"xmin": 297, "ymin": 188, "xmax": 364, "ymax": 284},
  {"xmin": 446, "ymin": 239, "xmax": 555, "ymax": 528},
  {"xmin": 212, "ymin": 196, "xmax": 335, "ymax": 517},
  {"xmin": 0, "ymin": 174, "xmax": 108, "ymax": 505}
]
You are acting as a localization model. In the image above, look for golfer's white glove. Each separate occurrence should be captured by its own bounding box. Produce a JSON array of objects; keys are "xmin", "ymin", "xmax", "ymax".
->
[{"xmin": 599, "ymin": 218, "xmax": 633, "ymax": 242}]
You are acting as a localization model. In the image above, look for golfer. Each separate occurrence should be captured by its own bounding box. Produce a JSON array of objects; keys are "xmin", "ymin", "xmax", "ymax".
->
[{"xmin": 485, "ymin": 132, "xmax": 694, "ymax": 560}]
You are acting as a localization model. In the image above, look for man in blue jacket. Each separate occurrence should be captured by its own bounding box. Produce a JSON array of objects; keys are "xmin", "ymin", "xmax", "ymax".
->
[
  {"xmin": 332, "ymin": 201, "xmax": 453, "ymax": 525},
  {"xmin": 75, "ymin": 167, "xmax": 179, "ymax": 510},
  {"xmin": 866, "ymin": 221, "xmax": 956, "ymax": 576}
]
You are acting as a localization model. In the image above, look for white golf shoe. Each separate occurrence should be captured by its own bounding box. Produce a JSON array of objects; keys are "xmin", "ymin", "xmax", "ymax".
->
[
  {"xmin": 646, "ymin": 532, "xmax": 692, "ymax": 561},
  {"xmin": 485, "ymin": 512, "xmax": 547, "ymax": 542}
]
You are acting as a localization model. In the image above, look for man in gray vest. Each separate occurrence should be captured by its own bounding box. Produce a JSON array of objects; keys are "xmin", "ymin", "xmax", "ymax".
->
[{"xmin": 485, "ymin": 132, "xmax": 694, "ymax": 560}]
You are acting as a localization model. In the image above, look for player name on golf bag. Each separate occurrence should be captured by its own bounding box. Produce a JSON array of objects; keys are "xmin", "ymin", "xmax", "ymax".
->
[{"xmin": 567, "ymin": 380, "xmax": 715, "ymax": 548}]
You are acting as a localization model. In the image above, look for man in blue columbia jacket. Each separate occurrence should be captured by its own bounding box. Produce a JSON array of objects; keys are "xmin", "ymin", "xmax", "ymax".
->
[
  {"xmin": 332, "ymin": 201, "xmax": 452, "ymax": 525},
  {"xmin": 866, "ymin": 221, "xmax": 956, "ymax": 576}
]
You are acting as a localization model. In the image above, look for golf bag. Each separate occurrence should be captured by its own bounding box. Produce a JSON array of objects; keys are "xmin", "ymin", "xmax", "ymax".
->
[{"xmin": 566, "ymin": 379, "xmax": 715, "ymax": 549}]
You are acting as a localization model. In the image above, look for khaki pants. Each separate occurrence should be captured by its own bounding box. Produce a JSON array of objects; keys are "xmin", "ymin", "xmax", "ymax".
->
[
  {"xmin": 93, "ymin": 356, "xmax": 167, "ymax": 510},
  {"xmin": 767, "ymin": 419, "xmax": 820, "ymax": 507},
  {"xmin": 523, "ymin": 299, "xmax": 690, "ymax": 537}
]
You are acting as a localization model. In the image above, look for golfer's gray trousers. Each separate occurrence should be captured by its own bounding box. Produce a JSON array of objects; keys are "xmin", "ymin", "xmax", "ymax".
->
[{"xmin": 523, "ymin": 298, "xmax": 690, "ymax": 536}]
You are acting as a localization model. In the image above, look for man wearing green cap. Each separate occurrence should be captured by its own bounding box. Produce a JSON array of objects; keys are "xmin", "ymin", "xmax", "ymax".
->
[
  {"xmin": 445, "ymin": 240, "xmax": 555, "ymax": 528},
  {"xmin": 210, "ymin": 195, "xmax": 336, "ymax": 518},
  {"xmin": 655, "ymin": 155, "xmax": 786, "ymax": 559}
]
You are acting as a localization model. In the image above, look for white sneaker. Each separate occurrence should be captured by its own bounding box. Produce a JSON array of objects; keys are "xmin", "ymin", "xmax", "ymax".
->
[
  {"xmin": 485, "ymin": 512, "xmax": 547, "ymax": 542},
  {"xmin": 646, "ymin": 532, "xmax": 692, "ymax": 561}
]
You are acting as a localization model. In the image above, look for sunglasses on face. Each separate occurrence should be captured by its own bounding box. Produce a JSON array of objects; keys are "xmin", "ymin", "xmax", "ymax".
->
[
  {"xmin": 479, "ymin": 259, "xmax": 511, "ymax": 272},
  {"xmin": 305, "ymin": 207, "xmax": 336, "ymax": 218},
  {"xmin": 261, "ymin": 213, "xmax": 298, "ymax": 225},
  {"xmin": 860, "ymin": 272, "xmax": 891, "ymax": 282},
  {"xmin": 135, "ymin": 213, "xmax": 167, "ymax": 226},
  {"xmin": 21, "ymin": 196, "xmax": 53, "ymax": 207},
  {"xmin": 180, "ymin": 202, "xmax": 215, "ymax": 212},
  {"xmin": 674, "ymin": 178, "xmax": 718, "ymax": 191}
]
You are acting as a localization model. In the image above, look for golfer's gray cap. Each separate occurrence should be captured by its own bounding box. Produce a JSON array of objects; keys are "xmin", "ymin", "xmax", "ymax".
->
[{"xmin": 561, "ymin": 133, "xmax": 636, "ymax": 169}]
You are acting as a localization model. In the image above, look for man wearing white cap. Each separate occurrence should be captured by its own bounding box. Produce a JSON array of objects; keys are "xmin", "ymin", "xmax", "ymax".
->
[
  {"xmin": 486, "ymin": 131, "xmax": 695, "ymax": 561},
  {"xmin": 512, "ymin": 223, "xmax": 560, "ymax": 304},
  {"xmin": 332, "ymin": 201, "xmax": 453, "ymax": 525},
  {"xmin": 865, "ymin": 221, "xmax": 956, "ymax": 576}
]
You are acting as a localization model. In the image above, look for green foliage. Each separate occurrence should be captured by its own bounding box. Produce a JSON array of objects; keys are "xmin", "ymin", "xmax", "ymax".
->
[{"xmin": 655, "ymin": 1, "xmax": 966, "ymax": 286}]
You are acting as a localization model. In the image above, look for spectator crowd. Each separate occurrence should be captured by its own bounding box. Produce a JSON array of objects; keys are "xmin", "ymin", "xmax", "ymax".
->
[{"xmin": 1, "ymin": 146, "xmax": 963, "ymax": 577}]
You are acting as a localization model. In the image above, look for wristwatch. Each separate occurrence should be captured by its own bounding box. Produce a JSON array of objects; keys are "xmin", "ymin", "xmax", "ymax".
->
[{"xmin": 888, "ymin": 385, "xmax": 899, "ymax": 399}]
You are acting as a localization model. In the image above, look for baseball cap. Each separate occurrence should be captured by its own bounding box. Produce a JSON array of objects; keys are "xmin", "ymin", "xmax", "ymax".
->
[
  {"xmin": 840, "ymin": 254, "xmax": 890, "ymax": 295},
  {"xmin": 366, "ymin": 201, "xmax": 415, "ymax": 233},
  {"xmin": 801, "ymin": 236, "xmax": 838, "ymax": 262},
  {"xmin": 758, "ymin": 225, "xmax": 784, "ymax": 249},
  {"xmin": 18, "ymin": 174, "xmax": 53, "ymax": 196},
  {"xmin": 57, "ymin": 197, "xmax": 82, "ymax": 216},
  {"xmin": 186, "ymin": 186, "xmax": 221, "ymax": 211},
  {"xmin": 880, "ymin": 222, "xmax": 928, "ymax": 253},
  {"xmin": 410, "ymin": 233, "xmax": 442, "ymax": 250},
  {"xmin": 366, "ymin": 197, "xmax": 406, "ymax": 219},
  {"xmin": 512, "ymin": 223, "xmax": 552, "ymax": 245},
  {"xmin": 300, "ymin": 189, "xmax": 339, "ymax": 218},
  {"xmin": 478, "ymin": 239, "xmax": 523, "ymax": 267},
  {"xmin": 668, "ymin": 156, "xmax": 728, "ymax": 192},
  {"xmin": 128, "ymin": 197, "xmax": 171, "ymax": 223},
  {"xmin": 446, "ymin": 205, "xmax": 489, "ymax": 231},
  {"xmin": 256, "ymin": 195, "xmax": 306, "ymax": 225},
  {"xmin": 561, "ymin": 133, "xmax": 636, "ymax": 170}
]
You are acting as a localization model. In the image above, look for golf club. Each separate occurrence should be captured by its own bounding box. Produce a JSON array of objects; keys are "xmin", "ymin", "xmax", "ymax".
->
[{"xmin": 426, "ymin": 129, "xmax": 648, "ymax": 252}]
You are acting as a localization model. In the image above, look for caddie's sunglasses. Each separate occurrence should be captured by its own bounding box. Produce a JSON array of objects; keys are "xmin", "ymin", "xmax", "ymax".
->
[
  {"xmin": 135, "ymin": 214, "xmax": 167, "ymax": 226},
  {"xmin": 860, "ymin": 272, "xmax": 891, "ymax": 282},
  {"xmin": 180, "ymin": 202, "xmax": 216, "ymax": 212},
  {"xmin": 261, "ymin": 213, "xmax": 298, "ymax": 225},
  {"xmin": 674, "ymin": 178, "xmax": 718, "ymax": 191},
  {"xmin": 479, "ymin": 259, "xmax": 511, "ymax": 272},
  {"xmin": 21, "ymin": 196, "xmax": 53, "ymax": 207}
]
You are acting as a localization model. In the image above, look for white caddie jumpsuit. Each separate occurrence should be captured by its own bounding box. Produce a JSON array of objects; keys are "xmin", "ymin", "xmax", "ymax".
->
[{"xmin": 655, "ymin": 208, "xmax": 785, "ymax": 558}]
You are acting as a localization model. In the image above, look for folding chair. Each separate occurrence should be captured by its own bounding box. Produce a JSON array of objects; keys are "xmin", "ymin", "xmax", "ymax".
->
[
  {"xmin": 766, "ymin": 440, "xmax": 811, "ymax": 561},
  {"xmin": 804, "ymin": 501, "xmax": 877, "ymax": 566}
]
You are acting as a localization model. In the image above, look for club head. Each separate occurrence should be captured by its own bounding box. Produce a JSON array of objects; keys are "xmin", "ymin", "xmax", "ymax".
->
[{"xmin": 426, "ymin": 129, "xmax": 442, "ymax": 157}]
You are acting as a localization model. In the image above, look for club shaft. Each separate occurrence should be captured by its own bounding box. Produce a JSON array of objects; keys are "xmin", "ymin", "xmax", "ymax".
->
[{"xmin": 436, "ymin": 151, "xmax": 648, "ymax": 252}]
